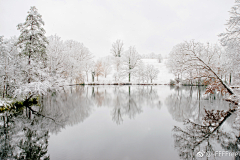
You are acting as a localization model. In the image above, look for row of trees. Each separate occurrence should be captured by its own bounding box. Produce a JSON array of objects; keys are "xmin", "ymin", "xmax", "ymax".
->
[
  {"xmin": 167, "ymin": 41, "xmax": 228, "ymax": 84},
  {"xmin": 78, "ymin": 39, "xmax": 161, "ymax": 83},
  {"xmin": 0, "ymin": 6, "xmax": 162, "ymax": 99},
  {"xmin": 109, "ymin": 39, "xmax": 160, "ymax": 83},
  {"xmin": 0, "ymin": 7, "xmax": 93, "ymax": 99},
  {"xmin": 167, "ymin": 1, "xmax": 240, "ymax": 89}
]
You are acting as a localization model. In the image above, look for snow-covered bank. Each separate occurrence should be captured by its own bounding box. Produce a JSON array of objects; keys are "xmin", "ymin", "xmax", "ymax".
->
[{"xmin": 0, "ymin": 98, "xmax": 14, "ymax": 112}]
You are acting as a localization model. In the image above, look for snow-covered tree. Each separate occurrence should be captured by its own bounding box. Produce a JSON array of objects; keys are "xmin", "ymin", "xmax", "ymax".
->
[
  {"xmin": 101, "ymin": 56, "xmax": 112, "ymax": 78},
  {"xmin": 46, "ymin": 36, "xmax": 93, "ymax": 84},
  {"xmin": 0, "ymin": 36, "xmax": 19, "ymax": 98},
  {"xmin": 82, "ymin": 60, "xmax": 94, "ymax": 82},
  {"xmin": 17, "ymin": 6, "xmax": 48, "ymax": 84},
  {"xmin": 110, "ymin": 40, "xmax": 124, "ymax": 82},
  {"xmin": 123, "ymin": 46, "xmax": 140, "ymax": 82},
  {"xmin": 167, "ymin": 41, "xmax": 226, "ymax": 83},
  {"xmin": 166, "ymin": 44, "xmax": 188, "ymax": 81},
  {"xmin": 111, "ymin": 39, "xmax": 124, "ymax": 57},
  {"xmin": 219, "ymin": 1, "xmax": 240, "ymax": 85},
  {"xmin": 167, "ymin": 40, "xmax": 233, "ymax": 94},
  {"xmin": 46, "ymin": 35, "xmax": 66, "ymax": 86},
  {"xmin": 146, "ymin": 64, "xmax": 159, "ymax": 83},
  {"xmin": 94, "ymin": 60, "xmax": 104, "ymax": 81},
  {"xmin": 223, "ymin": 41, "xmax": 239, "ymax": 84},
  {"xmin": 219, "ymin": 1, "xmax": 240, "ymax": 45},
  {"xmin": 63, "ymin": 40, "xmax": 93, "ymax": 84},
  {"xmin": 135, "ymin": 60, "xmax": 147, "ymax": 83},
  {"xmin": 157, "ymin": 53, "xmax": 162, "ymax": 63}
]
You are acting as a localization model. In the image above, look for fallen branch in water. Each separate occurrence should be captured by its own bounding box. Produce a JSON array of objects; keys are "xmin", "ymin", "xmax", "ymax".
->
[{"xmin": 23, "ymin": 96, "xmax": 63, "ymax": 126}]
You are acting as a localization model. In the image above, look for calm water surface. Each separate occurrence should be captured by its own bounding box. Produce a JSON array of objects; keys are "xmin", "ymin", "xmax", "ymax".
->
[{"xmin": 0, "ymin": 85, "xmax": 239, "ymax": 160}]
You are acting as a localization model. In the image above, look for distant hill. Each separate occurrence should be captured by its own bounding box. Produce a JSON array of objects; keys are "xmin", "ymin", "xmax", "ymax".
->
[{"xmin": 141, "ymin": 59, "xmax": 175, "ymax": 84}]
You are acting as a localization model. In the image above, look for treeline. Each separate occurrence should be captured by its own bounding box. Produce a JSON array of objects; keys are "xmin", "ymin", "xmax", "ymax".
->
[
  {"xmin": 0, "ymin": 7, "xmax": 93, "ymax": 99},
  {"xmin": 93, "ymin": 40, "xmax": 161, "ymax": 84},
  {"xmin": 0, "ymin": 35, "xmax": 92, "ymax": 99},
  {"xmin": 167, "ymin": 41, "xmax": 229, "ymax": 86},
  {"xmin": 0, "ymin": 6, "xmax": 163, "ymax": 100},
  {"xmin": 167, "ymin": 1, "xmax": 240, "ymax": 88}
]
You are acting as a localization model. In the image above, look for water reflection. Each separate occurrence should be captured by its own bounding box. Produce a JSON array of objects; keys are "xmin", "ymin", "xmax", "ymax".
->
[
  {"xmin": 165, "ymin": 86, "xmax": 231, "ymax": 123},
  {"xmin": 0, "ymin": 106, "xmax": 50, "ymax": 159},
  {"xmin": 0, "ymin": 86, "xmax": 162, "ymax": 159},
  {"xmin": 42, "ymin": 85, "xmax": 162, "ymax": 125},
  {"xmin": 168, "ymin": 86, "xmax": 240, "ymax": 160},
  {"xmin": 0, "ymin": 85, "xmax": 238, "ymax": 160}
]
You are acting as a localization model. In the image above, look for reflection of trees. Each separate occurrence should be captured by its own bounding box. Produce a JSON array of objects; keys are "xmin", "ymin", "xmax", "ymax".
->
[
  {"xmin": 168, "ymin": 86, "xmax": 240, "ymax": 159},
  {"xmin": 94, "ymin": 87, "xmax": 105, "ymax": 107},
  {"xmin": 42, "ymin": 86, "xmax": 93, "ymax": 129},
  {"xmin": 110, "ymin": 86, "xmax": 161, "ymax": 124},
  {"xmin": 0, "ymin": 85, "xmax": 164, "ymax": 158},
  {"xmin": 0, "ymin": 86, "xmax": 95, "ymax": 159},
  {"xmin": 0, "ymin": 106, "xmax": 50, "ymax": 159},
  {"xmin": 111, "ymin": 86, "xmax": 142, "ymax": 124},
  {"xmin": 165, "ymin": 86, "xmax": 230, "ymax": 123},
  {"xmin": 16, "ymin": 128, "xmax": 49, "ymax": 160},
  {"xmin": 0, "ymin": 85, "xmax": 164, "ymax": 159},
  {"xmin": 135, "ymin": 86, "xmax": 161, "ymax": 109},
  {"xmin": 83, "ymin": 86, "xmax": 161, "ymax": 124},
  {"xmin": 173, "ymin": 107, "xmax": 240, "ymax": 160},
  {"xmin": 35, "ymin": 85, "xmax": 162, "ymax": 127},
  {"xmin": 0, "ymin": 113, "xmax": 15, "ymax": 159},
  {"xmin": 220, "ymin": 120, "xmax": 240, "ymax": 158}
]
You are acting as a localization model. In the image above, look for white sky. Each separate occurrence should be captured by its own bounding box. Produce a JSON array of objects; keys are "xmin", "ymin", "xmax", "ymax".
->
[{"xmin": 0, "ymin": 0, "xmax": 235, "ymax": 58}]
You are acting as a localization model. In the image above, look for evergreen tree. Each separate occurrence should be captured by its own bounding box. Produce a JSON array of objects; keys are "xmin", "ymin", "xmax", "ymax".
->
[{"xmin": 17, "ymin": 6, "xmax": 48, "ymax": 83}]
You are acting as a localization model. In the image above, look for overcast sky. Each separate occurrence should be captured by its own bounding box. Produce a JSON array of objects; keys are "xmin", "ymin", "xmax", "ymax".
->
[{"xmin": 0, "ymin": 0, "xmax": 235, "ymax": 58}]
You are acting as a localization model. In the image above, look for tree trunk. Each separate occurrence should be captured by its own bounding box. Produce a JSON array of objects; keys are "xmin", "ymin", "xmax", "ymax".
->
[
  {"xmin": 92, "ymin": 72, "xmax": 94, "ymax": 82},
  {"xmin": 129, "ymin": 58, "xmax": 131, "ymax": 82},
  {"xmin": 229, "ymin": 73, "xmax": 231, "ymax": 85},
  {"xmin": 3, "ymin": 85, "xmax": 5, "ymax": 98},
  {"xmin": 195, "ymin": 56, "xmax": 234, "ymax": 95},
  {"xmin": 28, "ymin": 33, "xmax": 32, "ymax": 83},
  {"xmin": 5, "ymin": 84, "xmax": 8, "ymax": 96},
  {"xmin": 28, "ymin": 54, "xmax": 31, "ymax": 83}
]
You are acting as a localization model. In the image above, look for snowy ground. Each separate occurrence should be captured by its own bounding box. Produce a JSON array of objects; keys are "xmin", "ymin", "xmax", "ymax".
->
[
  {"xmin": 86, "ymin": 58, "xmax": 175, "ymax": 84},
  {"xmin": 141, "ymin": 59, "xmax": 175, "ymax": 84}
]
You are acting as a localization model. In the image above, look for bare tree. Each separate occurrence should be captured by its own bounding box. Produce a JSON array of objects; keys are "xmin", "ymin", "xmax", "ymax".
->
[
  {"xmin": 146, "ymin": 64, "xmax": 159, "ymax": 83},
  {"xmin": 173, "ymin": 108, "xmax": 238, "ymax": 160},
  {"xmin": 82, "ymin": 60, "xmax": 93, "ymax": 82},
  {"xmin": 64, "ymin": 40, "xmax": 93, "ymax": 84},
  {"xmin": 123, "ymin": 46, "xmax": 140, "ymax": 82},
  {"xmin": 135, "ymin": 60, "xmax": 147, "ymax": 83},
  {"xmin": 111, "ymin": 39, "xmax": 124, "ymax": 57},
  {"xmin": 101, "ymin": 56, "xmax": 112, "ymax": 78},
  {"xmin": 219, "ymin": 1, "xmax": 240, "ymax": 85},
  {"xmin": 94, "ymin": 60, "xmax": 104, "ymax": 81},
  {"xmin": 167, "ymin": 40, "xmax": 233, "ymax": 94},
  {"xmin": 181, "ymin": 40, "xmax": 233, "ymax": 94},
  {"xmin": 157, "ymin": 53, "xmax": 162, "ymax": 63}
]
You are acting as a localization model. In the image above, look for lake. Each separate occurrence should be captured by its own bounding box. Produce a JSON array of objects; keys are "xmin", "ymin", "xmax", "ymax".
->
[{"xmin": 0, "ymin": 85, "xmax": 239, "ymax": 160}]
